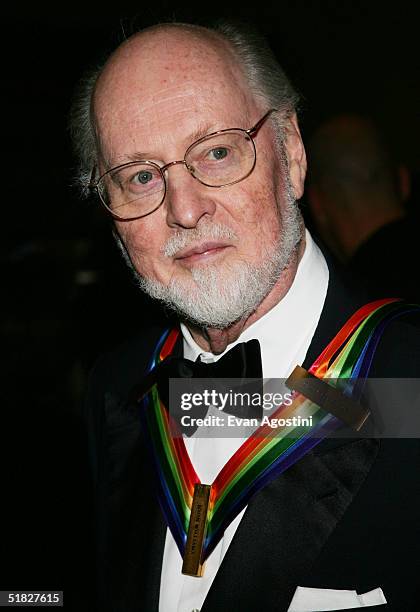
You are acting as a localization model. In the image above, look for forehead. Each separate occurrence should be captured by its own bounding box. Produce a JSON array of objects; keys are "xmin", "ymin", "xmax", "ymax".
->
[{"xmin": 93, "ymin": 28, "xmax": 260, "ymax": 164}]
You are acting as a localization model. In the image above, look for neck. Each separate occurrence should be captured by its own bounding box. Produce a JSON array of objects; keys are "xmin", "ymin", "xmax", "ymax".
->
[{"xmin": 185, "ymin": 237, "xmax": 306, "ymax": 354}]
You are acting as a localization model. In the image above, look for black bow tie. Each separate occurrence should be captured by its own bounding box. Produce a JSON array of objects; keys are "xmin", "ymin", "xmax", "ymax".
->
[
  {"xmin": 133, "ymin": 339, "xmax": 263, "ymax": 435},
  {"xmin": 181, "ymin": 338, "xmax": 262, "ymax": 380}
]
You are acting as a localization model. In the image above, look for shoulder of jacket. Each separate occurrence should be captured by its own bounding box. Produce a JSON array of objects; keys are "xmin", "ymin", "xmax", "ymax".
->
[{"xmin": 87, "ymin": 322, "xmax": 171, "ymax": 398}]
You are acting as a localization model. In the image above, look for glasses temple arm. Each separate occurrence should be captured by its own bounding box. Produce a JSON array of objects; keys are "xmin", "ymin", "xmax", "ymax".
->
[{"xmin": 246, "ymin": 108, "xmax": 278, "ymax": 137}]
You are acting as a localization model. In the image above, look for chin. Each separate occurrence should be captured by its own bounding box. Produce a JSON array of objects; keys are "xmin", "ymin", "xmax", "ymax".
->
[{"xmin": 137, "ymin": 255, "xmax": 279, "ymax": 329}]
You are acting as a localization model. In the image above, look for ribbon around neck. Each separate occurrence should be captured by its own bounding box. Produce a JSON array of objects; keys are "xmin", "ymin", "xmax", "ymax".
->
[{"xmin": 135, "ymin": 298, "xmax": 420, "ymax": 562}]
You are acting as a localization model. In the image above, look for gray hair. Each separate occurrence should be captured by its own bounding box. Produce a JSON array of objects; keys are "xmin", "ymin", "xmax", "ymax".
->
[{"xmin": 69, "ymin": 21, "xmax": 299, "ymax": 194}]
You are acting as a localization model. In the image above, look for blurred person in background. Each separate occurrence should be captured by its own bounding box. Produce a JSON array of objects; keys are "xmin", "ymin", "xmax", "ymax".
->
[{"xmin": 306, "ymin": 114, "xmax": 419, "ymax": 300}]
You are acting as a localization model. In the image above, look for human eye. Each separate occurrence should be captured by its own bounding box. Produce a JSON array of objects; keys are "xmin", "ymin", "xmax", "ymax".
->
[
  {"xmin": 186, "ymin": 132, "xmax": 246, "ymax": 182},
  {"xmin": 120, "ymin": 165, "xmax": 162, "ymax": 195},
  {"xmin": 207, "ymin": 146, "xmax": 229, "ymax": 161},
  {"xmin": 193, "ymin": 143, "xmax": 237, "ymax": 171},
  {"xmin": 132, "ymin": 169, "xmax": 155, "ymax": 185}
]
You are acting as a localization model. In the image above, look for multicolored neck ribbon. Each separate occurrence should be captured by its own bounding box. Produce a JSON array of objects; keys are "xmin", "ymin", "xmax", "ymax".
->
[{"xmin": 137, "ymin": 298, "xmax": 419, "ymax": 566}]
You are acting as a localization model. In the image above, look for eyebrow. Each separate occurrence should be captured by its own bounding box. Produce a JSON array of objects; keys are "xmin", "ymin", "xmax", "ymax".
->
[{"xmin": 187, "ymin": 121, "xmax": 216, "ymax": 143}]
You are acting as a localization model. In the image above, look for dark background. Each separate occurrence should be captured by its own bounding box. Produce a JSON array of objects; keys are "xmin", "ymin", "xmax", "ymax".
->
[{"xmin": 2, "ymin": 1, "xmax": 419, "ymax": 610}]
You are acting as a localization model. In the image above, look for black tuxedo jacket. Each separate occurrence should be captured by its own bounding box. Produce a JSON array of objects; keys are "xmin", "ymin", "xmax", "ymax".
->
[{"xmin": 85, "ymin": 266, "xmax": 420, "ymax": 611}]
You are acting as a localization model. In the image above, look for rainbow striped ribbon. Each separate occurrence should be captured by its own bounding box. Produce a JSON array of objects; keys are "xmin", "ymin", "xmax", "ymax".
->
[{"xmin": 137, "ymin": 298, "xmax": 419, "ymax": 561}]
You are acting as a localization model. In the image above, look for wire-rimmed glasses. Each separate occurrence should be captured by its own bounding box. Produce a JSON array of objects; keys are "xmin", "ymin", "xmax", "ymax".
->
[{"xmin": 89, "ymin": 108, "xmax": 277, "ymax": 221}]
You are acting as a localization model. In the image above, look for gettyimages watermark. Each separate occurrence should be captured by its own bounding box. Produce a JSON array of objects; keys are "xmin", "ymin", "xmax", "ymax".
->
[
  {"xmin": 168, "ymin": 378, "xmax": 420, "ymax": 439},
  {"xmin": 178, "ymin": 386, "xmax": 313, "ymax": 429},
  {"xmin": 179, "ymin": 387, "xmax": 293, "ymax": 411}
]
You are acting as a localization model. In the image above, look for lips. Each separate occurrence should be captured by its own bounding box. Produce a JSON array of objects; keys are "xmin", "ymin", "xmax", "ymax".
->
[{"xmin": 175, "ymin": 241, "xmax": 232, "ymax": 262}]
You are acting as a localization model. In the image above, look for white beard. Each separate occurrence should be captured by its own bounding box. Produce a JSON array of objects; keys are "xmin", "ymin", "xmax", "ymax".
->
[{"xmin": 115, "ymin": 183, "xmax": 303, "ymax": 329}]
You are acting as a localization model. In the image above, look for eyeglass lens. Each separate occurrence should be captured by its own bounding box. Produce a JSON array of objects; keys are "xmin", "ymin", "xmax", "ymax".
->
[{"xmin": 98, "ymin": 129, "xmax": 255, "ymax": 220}]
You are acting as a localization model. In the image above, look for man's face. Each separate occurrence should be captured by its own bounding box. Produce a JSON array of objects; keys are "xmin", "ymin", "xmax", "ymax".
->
[{"xmin": 94, "ymin": 28, "xmax": 305, "ymax": 327}]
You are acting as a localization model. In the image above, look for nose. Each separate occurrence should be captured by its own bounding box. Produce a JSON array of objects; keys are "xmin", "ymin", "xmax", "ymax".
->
[{"xmin": 163, "ymin": 161, "xmax": 216, "ymax": 229}]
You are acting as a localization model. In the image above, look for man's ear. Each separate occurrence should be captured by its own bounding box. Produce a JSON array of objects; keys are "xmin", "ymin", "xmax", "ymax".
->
[{"xmin": 283, "ymin": 113, "xmax": 307, "ymax": 200}]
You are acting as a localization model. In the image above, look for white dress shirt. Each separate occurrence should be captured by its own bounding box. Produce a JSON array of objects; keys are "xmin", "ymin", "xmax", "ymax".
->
[{"xmin": 159, "ymin": 230, "xmax": 329, "ymax": 612}]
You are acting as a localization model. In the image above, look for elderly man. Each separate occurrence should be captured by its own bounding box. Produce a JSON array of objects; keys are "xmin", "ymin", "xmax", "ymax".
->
[{"xmin": 72, "ymin": 22, "xmax": 420, "ymax": 612}]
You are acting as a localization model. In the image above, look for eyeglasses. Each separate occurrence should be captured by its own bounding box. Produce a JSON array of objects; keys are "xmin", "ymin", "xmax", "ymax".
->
[{"xmin": 89, "ymin": 108, "xmax": 277, "ymax": 221}]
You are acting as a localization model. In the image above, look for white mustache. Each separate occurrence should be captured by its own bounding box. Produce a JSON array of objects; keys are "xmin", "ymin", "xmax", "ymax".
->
[{"xmin": 162, "ymin": 222, "xmax": 237, "ymax": 257}]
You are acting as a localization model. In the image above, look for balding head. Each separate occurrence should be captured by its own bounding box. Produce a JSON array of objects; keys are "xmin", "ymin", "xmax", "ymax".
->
[
  {"xmin": 92, "ymin": 24, "xmax": 255, "ymax": 173},
  {"xmin": 70, "ymin": 21, "xmax": 299, "ymax": 188},
  {"xmin": 95, "ymin": 23, "xmax": 244, "ymax": 100},
  {"xmin": 93, "ymin": 23, "xmax": 251, "ymax": 117}
]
